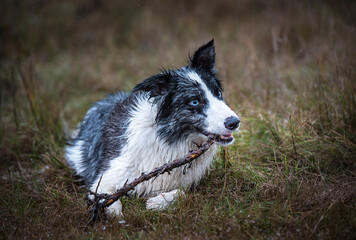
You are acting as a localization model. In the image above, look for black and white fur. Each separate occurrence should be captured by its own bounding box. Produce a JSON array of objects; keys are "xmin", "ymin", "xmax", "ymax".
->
[{"xmin": 66, "ymin": 40, "xmax": 240, "ymax": 215}]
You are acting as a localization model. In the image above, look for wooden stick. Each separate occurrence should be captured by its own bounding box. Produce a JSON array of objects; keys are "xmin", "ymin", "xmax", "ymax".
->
[{"xmin": 87, "ymin": 134, "xmax": 215, "ymax": 224}]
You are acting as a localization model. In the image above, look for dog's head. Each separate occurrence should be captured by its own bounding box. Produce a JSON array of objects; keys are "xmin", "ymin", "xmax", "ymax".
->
[{"xmin": 133, "ymin": 40, "xmax": 240, "ymax": 146}]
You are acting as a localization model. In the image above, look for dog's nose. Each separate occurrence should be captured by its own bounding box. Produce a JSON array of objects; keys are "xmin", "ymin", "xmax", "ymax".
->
[{"xmin": 224, "ymin": 116, "xmax": 240, "ymax": 130}]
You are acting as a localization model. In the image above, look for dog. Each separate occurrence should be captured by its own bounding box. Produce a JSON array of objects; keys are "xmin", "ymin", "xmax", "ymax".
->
[{"xmin": 65, "ymin": 40, "xmax": 240, "ymax": 216}]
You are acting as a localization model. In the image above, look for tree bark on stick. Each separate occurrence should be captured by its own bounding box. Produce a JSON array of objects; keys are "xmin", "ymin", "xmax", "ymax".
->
[{"xmin": 87, "ymin": 134, "xmax": 216, "ymax": 224}]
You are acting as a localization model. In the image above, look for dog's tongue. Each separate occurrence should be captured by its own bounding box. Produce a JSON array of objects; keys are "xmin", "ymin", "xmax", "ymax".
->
[{"xmin": 221, "ymin": 133, "xmax": 233, "ymax": 139}]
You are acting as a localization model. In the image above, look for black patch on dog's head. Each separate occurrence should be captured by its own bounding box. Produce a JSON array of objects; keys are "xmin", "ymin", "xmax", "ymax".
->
[
  {"xmin": 133, "ymin": 70, "xmax": 173, "ymax": 100},
  {"xmin": 154, "ymin": 75, "xmax": 209, "ymax": 144}
]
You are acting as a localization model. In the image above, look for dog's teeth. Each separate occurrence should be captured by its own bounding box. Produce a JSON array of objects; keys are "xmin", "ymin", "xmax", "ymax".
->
[{"xmin": 220, "ymin": 134, "xmax": 233, "ymax": 140}]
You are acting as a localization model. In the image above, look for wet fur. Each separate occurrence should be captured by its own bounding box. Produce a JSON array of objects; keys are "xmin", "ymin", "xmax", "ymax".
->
[{"xmin": 66, "ymin": 40, "xmax": 239, "ymax": 214}]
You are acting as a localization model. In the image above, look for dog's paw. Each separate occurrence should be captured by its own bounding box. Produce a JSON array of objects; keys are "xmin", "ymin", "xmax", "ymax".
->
[
  {"xmin": 105, "ymin": 200, "xmax": 124, "ymax": 217},
  {"xmin": 146, "ymin": 189, "xmax": 183, "ymax": 210}
]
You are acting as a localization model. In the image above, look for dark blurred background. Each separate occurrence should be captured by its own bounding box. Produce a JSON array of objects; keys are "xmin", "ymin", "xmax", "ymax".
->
[
  {"xmin": 1, "ymin": 1, "xmax": 356, "ymax": 239},
  {"xmin": 1, "ymin": 0, "xmax": 355, "ymax": 58},
  {"xmin": 1, "ymin": 0, "xmax": 355, "ymax": 112}
]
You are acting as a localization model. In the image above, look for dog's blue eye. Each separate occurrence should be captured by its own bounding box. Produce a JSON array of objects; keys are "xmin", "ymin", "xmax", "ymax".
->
[
  {"xmin": 218, "ymin": 91, "xmax": 222, "ymax": 99},
  {"xmin": 189, "ymin": 100, "xmax": 200, "ymax": 106}
]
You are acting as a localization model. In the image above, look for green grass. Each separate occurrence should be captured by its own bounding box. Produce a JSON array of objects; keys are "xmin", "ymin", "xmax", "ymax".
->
[{"xmin": 1, "ymin": 0, "xmax": 356, "ymax": 239}]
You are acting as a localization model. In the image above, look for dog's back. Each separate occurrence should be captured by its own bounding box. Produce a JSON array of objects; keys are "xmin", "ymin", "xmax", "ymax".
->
[{"xmin": 66, "ymin": 92, "xmax": 130, "ymax": 184}]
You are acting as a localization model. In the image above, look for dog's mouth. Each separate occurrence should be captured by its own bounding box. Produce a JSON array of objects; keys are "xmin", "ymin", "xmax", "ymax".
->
[
  {"xmin": 214, "ymin": 133, "xmax": 234, "ymax": 145},
  {"xmin": 199, "ymin": 130, "xmax": 235, "ymax": 146}
]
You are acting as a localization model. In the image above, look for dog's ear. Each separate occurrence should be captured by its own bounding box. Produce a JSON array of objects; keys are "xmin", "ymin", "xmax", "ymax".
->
[
  {"xmin": 190, "ymin": 39, "xmax": 216, "ymax": 74},
  {"xmin": 133, "ymin": 72, "xmax": 172, "ymax": 98}
]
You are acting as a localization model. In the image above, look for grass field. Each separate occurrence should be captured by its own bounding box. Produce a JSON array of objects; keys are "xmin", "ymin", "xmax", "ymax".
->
[{"xmin": 1, "ymin": 0, "xmax": 356, "ymax": 239}]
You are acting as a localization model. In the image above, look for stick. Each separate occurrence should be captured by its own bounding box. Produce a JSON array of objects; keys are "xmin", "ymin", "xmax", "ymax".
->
[{"xmin": 87, "ymin": 134, "xmax": 216, "ymax": 224}]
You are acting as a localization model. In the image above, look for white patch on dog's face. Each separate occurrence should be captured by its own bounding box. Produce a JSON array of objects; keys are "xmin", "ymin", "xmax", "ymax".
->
[{"xmin": 187, "ymin": 71, "xmax": 239, "ymax": 146}]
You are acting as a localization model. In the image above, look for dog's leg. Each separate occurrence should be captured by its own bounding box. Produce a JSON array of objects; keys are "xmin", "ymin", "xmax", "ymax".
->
[
  {"xmin": 146, "ymin": 189, "xmax": 184, "ymax": 210},
  {"xmin": 106, "ymin": 200, "xmax": 123, "ymax": 217},
  {"xmin": 89, "ymin": 180, "xmax": 124, "ymax": 217}
]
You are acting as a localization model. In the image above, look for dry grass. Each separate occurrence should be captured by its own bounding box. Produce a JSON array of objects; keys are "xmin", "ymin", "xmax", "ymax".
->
[{"xmin": 1, "ymin": 0, "xmax": 355, "ymax": 239}]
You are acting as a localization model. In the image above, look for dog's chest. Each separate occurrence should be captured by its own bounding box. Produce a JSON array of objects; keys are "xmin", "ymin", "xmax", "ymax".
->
[
  {"xmin": 102, "ymin": 97, "xmax": 217, "ymax": 196},
  {"xmin": 118, "ymin": 139, "xmax": 217, "ymax": 196}
]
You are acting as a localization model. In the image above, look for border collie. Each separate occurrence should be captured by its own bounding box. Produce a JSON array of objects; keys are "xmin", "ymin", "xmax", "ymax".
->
[{"xmin": 66, "ymin": 40, "xmax": 240, "ymax": 216}]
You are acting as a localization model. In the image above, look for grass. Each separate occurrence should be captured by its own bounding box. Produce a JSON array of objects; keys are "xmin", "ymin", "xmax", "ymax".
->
[{"xmin": 1, "ymin": 0, "xmax": 356, "ymax": 239}]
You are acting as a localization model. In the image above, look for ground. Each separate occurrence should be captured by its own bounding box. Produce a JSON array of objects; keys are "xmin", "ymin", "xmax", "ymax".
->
[{"xmin": 0, "ymin": 0, "xmax": 355, "ymax": 239}]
